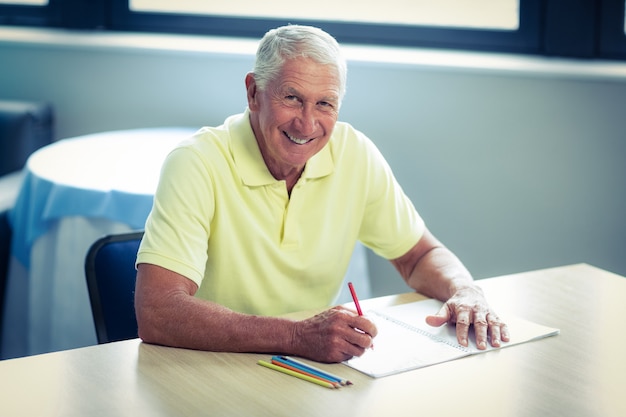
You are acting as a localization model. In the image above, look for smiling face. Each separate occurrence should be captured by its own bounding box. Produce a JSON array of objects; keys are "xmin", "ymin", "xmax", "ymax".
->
[{"xmin": 246, "ymin": 57, "xmax": 341, "ymax": 184}]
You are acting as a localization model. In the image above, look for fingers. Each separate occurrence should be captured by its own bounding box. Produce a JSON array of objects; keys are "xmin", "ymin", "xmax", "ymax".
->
[
  {"xmin": 454, "ymin": 306, "xmax": 472, "ymax": 347},
  {"xmin": 424, "ymin": 302, "xmax": 474, "ymax": 347},
  {"xmin": 295, "ymin": 308, "xmax": 377, "ymax": 363},
  {"xmin": 500, "ymin": 322, "xmax": 511, "ymax": 342},
  {"xmin": 458, "ymin": 308, "xmax": 509, "ymax": 349},
  {"xmin": 436, "ymin": 301, "xmax": 509, "ymax": 350},
  {"xmin": 425, "ymin": 304, "xmax": 450, "ymax": 327},
  {"xmin": 336, "ymin": 306, "xmax": 377, "ymax": 347},
  {"xmin": 472, "ymin": 309, "xmax": 488, "ymax": 350},
  {"xmin": 487, "ymin": 312, "xmax": 510, "ymax": 345},
  {"xmin": 347, "ymin": 314, "xmax": 377, "ymax": 350}
]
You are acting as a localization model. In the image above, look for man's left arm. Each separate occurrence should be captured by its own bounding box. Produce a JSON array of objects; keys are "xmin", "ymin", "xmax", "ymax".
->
[{"xmin": 390, "ymin": 227, "xmax": 510, "ymax": 349}]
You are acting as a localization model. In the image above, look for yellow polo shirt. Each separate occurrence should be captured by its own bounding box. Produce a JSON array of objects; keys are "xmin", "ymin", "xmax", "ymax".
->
[{"xmin": 137, "ymin": 111, "xmax": 424, "ymax": 315}]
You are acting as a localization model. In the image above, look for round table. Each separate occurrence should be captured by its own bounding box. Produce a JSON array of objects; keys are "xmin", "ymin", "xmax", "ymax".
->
[{"xmin": 1, "ymin": 127, "xmax": 196, "ymax": 359}]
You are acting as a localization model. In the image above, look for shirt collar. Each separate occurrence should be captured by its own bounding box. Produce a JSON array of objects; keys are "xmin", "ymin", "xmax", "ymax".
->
[{"xmin": 230, "ymin": 109, "xmax": 334, "ymax": 187}]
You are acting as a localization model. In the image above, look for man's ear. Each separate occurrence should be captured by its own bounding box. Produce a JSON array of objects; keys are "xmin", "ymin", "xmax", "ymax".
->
[{"xmin": 245, "ymin": 73, "xmax": 259, "ymax": 110}]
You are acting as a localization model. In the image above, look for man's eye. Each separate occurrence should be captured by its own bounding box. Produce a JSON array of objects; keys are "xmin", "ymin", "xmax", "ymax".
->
[
  {"xmin": 318, "ymin": 101, "xmax": 337, "ymax": 112},
  {"xmin": 283, "ymin": 95, "xmax": 302, "ymax": 107}
]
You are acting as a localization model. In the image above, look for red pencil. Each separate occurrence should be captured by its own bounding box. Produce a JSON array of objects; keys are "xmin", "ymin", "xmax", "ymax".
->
[
  {"xmin": 348, "ymin": 282, "xmax": 374, "ymax": 349},
  {"xmin": 348, "ymin": 282, "xmax": 363, "ymax": 316}
]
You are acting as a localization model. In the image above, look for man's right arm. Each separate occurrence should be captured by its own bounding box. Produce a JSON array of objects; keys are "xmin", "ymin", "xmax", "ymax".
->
[{"xmin": 134, "ymin": 263, "xmax": 375, "ymax": 362}]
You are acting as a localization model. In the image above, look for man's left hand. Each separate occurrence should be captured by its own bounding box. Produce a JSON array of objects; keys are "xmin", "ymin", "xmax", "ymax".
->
[{"xmin": 425, "ymin": 286, "xmax": 510, "ymax": 349}]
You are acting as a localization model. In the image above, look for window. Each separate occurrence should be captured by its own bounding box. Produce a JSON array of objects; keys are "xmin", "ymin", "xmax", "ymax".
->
[
  {"xmin": 0, "ymin": 0, "xmax": 48, "ymax": 4},
  {"xmin": 129, "ymin": 0, "xmax": 519, "ymax": 31},
  {"xmin": 113, "ymin": 0, "xmax": 539, "ymax": 54},
  {"xmin": 1, "ymin": 0, "xmax": 626, "ymax": 60}
]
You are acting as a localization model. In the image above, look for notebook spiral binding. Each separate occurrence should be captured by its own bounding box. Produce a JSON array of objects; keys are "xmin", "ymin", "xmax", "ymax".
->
[{"xmin": 369, "ymin": 310, "xmax": 472, "ymax": 353}]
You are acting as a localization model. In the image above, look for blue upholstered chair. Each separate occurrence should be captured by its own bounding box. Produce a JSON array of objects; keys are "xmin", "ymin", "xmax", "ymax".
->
[{"xmin": 84, "ymin": 231, "xmax": 144, "ymax": 344}]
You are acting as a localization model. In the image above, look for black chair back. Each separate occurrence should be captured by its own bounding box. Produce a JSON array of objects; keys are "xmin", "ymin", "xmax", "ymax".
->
[{"xmin": 85, "ymin": 231, "xmax": 144, "ymax": 344}]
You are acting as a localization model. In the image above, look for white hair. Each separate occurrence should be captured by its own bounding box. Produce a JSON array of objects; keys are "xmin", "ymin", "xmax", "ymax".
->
[{"xmin": 252, "ymin": 25, "xmax": 347, "ymax": 103}]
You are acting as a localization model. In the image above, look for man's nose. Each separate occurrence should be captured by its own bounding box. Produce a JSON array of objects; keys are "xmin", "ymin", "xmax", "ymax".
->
[{"xmin": 295, "ymin": 104, "xmax": 317, "ymax": 136}]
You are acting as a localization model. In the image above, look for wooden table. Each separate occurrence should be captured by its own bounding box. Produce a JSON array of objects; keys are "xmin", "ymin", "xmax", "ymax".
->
[{"xmin": 1, "ymin": 264, "xmax": 624, "ymax": 417}]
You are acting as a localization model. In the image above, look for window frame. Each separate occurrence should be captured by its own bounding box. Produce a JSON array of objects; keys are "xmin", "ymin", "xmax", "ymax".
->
[
  {"xmin": 0, "ymin": 0, "xmax": 107, "ymax": 28},
  {"xmin": 1, "ymin": 0, "xmax": 626, "ymax": 60},
  {"xmin": 0, "ymin": 0, "xmax": 61, "ymax": 26},
  {"xmin": 109, "ymin": 0, "xmax": 542, "ymax": 54},
  {"xmin": 599, "ymin": 0, "xmax": 626, "ymax": 59}
]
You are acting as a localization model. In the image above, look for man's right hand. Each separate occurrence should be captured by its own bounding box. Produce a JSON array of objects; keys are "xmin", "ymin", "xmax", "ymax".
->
[{"xmin": 291, "ymin": 306, "xmax": 377, "ymax": 363}]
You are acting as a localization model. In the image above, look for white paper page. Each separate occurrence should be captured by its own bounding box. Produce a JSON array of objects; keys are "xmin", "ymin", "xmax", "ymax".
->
[
  {"xmin": 344, "ymin": 299, "xmax": 560, "ymax": 378},
  {"xmin": 380, "ymin": 298, "xmax": 560, "ymax": 352},
  {"xmin": 345, "ymin": 309, "xmax": 469, "ymax": 377}
]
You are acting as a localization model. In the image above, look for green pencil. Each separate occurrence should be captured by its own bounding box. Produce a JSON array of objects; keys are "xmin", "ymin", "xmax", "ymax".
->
[{"xmin": 257, "ymin": 360, "xmax": 339, "ymax": 389}]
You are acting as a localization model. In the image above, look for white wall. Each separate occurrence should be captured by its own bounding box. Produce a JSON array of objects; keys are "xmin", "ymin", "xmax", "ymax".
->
[{"xmin": 1, "ymin": 28, "xmax": 625, "ymax": 297}]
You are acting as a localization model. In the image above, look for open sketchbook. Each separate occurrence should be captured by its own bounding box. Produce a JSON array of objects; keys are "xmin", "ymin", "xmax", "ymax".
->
[{"xmin": 344, "ymin": 299, "xmax": 559, "ymax": 378}]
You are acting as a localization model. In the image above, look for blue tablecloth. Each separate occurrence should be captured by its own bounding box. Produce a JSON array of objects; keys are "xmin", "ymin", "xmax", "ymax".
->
[
  {"xmin": 9, "ymin": 127, "xmax": 197, "ymax": 267},
  {"xmin": 2, "ymin": 127, "xmax": 196, "ymax": 358}
]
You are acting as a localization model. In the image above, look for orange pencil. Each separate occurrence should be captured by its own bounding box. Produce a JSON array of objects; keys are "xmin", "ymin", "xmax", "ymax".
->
[
  {"xmin": 271, "ymin": 359, "xmax": 340, "ymax": 388},
  {"xmin": 257, "ymin": 360, "xmax": 339, "ymax": 389}
]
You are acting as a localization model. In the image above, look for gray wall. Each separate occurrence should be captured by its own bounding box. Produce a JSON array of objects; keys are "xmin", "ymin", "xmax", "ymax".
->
[{"xmin": 1, "ymin": 28, "xmax": 625, "ymax": 297}]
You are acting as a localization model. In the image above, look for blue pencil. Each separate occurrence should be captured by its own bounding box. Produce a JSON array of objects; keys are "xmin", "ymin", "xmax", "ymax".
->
[
  {"xmin": 274, "ymin": 356, "xmax": 353, "ymax": 386},
  {"xmin": 272, "ymin": 357, "xmax": 338, "ymax": 383}
]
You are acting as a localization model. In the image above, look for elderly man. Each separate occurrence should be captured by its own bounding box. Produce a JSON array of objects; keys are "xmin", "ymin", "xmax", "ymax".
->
[{"xmin": 135, "ymin": 24, "xmax": 509, "ymax": 363}]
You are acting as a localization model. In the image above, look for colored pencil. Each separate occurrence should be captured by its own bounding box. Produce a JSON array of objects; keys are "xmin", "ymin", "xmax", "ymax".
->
[
  {"xmin": 348, "ymin": 282, "xmax": 374, "ymax": 350},
  {"xmin": 348, "ymin": 282, "xmax": 363, "ymax": 316},
  {"xmin": 272, "ymin": 356, "xmax": 342, "ymax": 386},
  {"xmin": 270, "ymin": 359, "xmax": 340, "ymax": 387},
  {"xmin": 257, "ymin": 360, "xmax": 339, "ymax": 389},
  {"xmin": 279, "ymin": 356, "xmax": 353, "ymax": 386}
]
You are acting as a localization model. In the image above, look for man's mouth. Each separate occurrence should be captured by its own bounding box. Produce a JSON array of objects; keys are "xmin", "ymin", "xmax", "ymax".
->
[{"xmin": 285, "ymin": 131, "xmax": 313, "ymax": 145}]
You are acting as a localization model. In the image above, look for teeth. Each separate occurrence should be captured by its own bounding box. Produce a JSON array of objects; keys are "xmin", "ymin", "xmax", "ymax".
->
[{"xmin": 286, "ymin": 132, "xmax": 311, "ymax": 145}]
